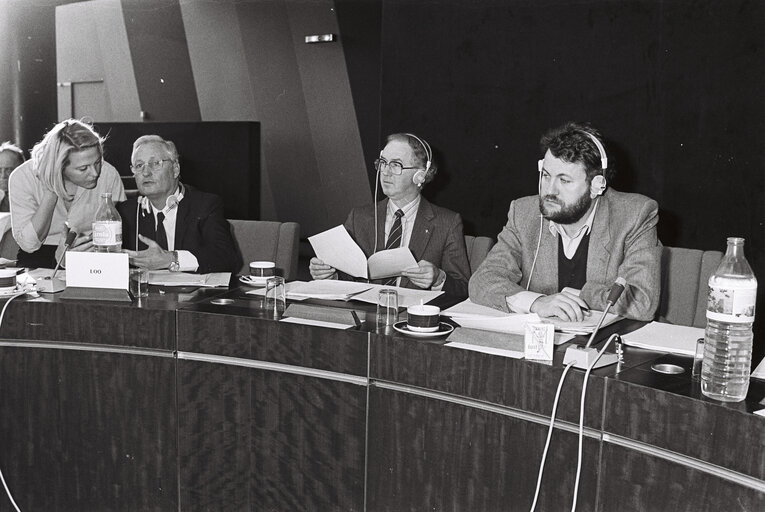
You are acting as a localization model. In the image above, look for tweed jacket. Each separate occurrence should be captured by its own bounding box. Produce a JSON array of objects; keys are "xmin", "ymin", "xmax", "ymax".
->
[{"xmin": 469, "ymin": 189, "xmax": 661, "ymax": 321}]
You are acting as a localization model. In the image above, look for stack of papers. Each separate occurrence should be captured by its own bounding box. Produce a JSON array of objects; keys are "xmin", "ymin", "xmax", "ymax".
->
[
  {"xmin": 246, "ymin": 280, "xmax": 443, "ymax": 308},
  {"xmin": 148, "ymin": 271, "xmax": 230, "ymax": 287},
  {"xmin": 283, "ymin": 280, "xmax": 372, "ymax": 301},
  {"xmin": 621, "ymin": 321, "xmax": 704, "ymax": 356},
  {"xmin": 309, "ymin": 225, "xmax": 418, "ymax": 279}
]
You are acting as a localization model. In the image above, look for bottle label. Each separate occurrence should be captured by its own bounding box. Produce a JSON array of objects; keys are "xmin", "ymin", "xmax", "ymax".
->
[
  {"xmin": 92, "ymin": 221, "xmax": 122, "ymax": 246},
  {"xmin": 706, "ymin": 281, "xmax": 757, "ymax": 323}
]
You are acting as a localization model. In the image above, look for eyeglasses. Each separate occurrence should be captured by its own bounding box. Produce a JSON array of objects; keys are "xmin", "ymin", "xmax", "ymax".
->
[
  {"xmin": 131, "ymin": 158, "xmax": 174, "ymax": 174},
  {"xmin": 374, "ymin": 158, "xmax": 420, "ymax": 176}
]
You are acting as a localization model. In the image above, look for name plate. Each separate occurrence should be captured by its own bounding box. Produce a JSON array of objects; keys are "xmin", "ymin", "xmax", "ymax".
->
[
  {"xmin": 524, "ymin": 322, "xmax": 554, "ymax": 361},
  {"xmin": 65, "ymin": 252, "xmax": 129, "ymax": 290}
]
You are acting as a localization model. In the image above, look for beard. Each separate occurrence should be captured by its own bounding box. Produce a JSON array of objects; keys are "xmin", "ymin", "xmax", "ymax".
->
[{"xmin": 539, "ymin": 190, "xmax": 593, "ymax": 224}]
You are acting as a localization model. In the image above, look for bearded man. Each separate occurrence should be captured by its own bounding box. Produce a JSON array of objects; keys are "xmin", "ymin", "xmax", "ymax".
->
[{"xmin": 469, "ymin": 122, "xmax": 661, "ymax": 321}]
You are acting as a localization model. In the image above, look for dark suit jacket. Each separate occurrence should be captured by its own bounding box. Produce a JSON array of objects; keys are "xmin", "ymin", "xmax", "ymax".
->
[
  {"xmin": 343, "ymin": 197, "xmax": 471, "ymax": 299},
  {"xmin": 118, "ymin": 186, "xmax": 242, "ymax": 274}
]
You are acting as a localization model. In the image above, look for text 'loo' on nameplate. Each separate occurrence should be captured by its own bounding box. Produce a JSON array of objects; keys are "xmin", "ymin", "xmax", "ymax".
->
[{"xmin": 65, "ymin": 252, "xmax": 129, "ymax": 290}]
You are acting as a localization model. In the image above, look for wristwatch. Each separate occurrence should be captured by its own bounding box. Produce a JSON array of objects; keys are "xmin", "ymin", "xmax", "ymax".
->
[{"xmin": 169, "ymin": 251, "xmax": 180, "ymax": 272}]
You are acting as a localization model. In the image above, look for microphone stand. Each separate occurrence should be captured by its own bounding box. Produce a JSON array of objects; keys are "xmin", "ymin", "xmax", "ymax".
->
[{"xmin": 563, "ymin": 278, "xmax": 626, "ymax": 369}]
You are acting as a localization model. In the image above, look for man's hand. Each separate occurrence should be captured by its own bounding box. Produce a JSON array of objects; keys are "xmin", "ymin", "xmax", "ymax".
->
[
  {"xmin": 401, "ymin": 260, "xmax": 439, "ymax": 289},
  {"xmin": 309, "ymin": 257, "xmax": 337, "ymax": 280},
  {"xmin": 125, "ymin": 235, "xmax": 174, "ymax": 270},
  {"xmin": 530, "ymin": 291, "xmax": 590, "ymax": 322}
]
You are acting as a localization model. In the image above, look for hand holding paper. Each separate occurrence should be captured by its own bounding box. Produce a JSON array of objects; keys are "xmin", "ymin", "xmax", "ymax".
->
[{"xmin": 309, "ymin": 225, "xmax": 417, "ymax": 280}]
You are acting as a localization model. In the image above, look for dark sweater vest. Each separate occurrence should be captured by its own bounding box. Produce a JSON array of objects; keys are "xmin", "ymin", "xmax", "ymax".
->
[{"xmin": 558, "ymin": 232, "xmax": 590, "ymax": 292}]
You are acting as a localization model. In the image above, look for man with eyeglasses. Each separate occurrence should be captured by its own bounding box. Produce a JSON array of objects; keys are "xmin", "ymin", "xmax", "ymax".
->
[
  {"xmin": 0, "ymin": 142, "xmax": 24, "ymax": 212},
  {"xmin": 117, "ymin": 135, "xmax": 241, "ymax": 274},
  {"xmin": 309, "ymin": 133, "xmax": 471, "ymax": 298}
]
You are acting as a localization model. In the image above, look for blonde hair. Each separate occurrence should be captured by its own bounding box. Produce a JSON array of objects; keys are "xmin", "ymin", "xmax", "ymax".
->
[{"xmin": 31, "ymin": 119, "xmax": 104, "ymax": 201}]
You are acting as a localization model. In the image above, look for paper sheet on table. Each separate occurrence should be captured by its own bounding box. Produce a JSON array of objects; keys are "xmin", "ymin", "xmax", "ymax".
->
[
  {"xmin": 547, "ymin": 311, "xmax": 621, "ymax": 334},
  {"xmin": 283, "ymin": 280, "xmax": 372, "ymax": 300},
  {"xmin": 309, "ymin": 226, "xmax": 369, "ymax": 278},
  {"xmin": 752, "ymin": 356, "xmax": 765, "ymax": 381},
  {"xmin": 350, "ymin": 284, "xmax": 443, "ymax": 308},
  {"xmin": 621, "ymin": 321, "xmax": 704, "ymax": 356},
  {"xmin": 279, "ymin": 316, "xmax": 354, "ymax": 330},
  {"xmin": 149, "ymin": 271, "xmax": 230, "ymax": 287},
  {"xmin": 445, "ymin": 327, "xmax": 525, "ymax": 358},
  {"xmin": 443, "ymin": 299, "xmax": 511, "ymax": 318}
]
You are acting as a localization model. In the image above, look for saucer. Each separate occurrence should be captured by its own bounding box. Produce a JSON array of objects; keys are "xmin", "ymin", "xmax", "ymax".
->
[
  {"xmin": 0, "ymin": 286, "xmax": 21, "ymax": 297},
  {"xmin": 393, "ymin": 321, "xmax": 454, "ymax": 338},
  {"xmin": 239, "ymin": 275, "xmax": 270, "ymax": 287}
]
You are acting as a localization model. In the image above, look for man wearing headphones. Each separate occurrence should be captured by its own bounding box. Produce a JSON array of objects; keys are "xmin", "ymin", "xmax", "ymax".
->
[
  {"xmin": 469, "ymin": 122, "xmax": 661, "ymax": 321},
  {"xmin": 310, "ymin": 133, "xmax": 471, "ymax": 298},
  {"xmin": 118, "ymin": 135, "xmax": 241, "ymax": 274}
]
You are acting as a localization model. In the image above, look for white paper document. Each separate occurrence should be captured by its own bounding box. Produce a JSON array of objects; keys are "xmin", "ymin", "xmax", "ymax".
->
[
  {"xmin": 148, "ymin": 271, "xmax": 231, "ymax": 287},
  {"xmin": 279, "ymin": 317, "xmax": 354, "ymax": 330},
  {"xmin": 350, "ymin": 284, "xmax": 442, "ymax": 308},
  {"xmin": 547, "ymin": 311, "xmax": 621, "ymax": 335},
  {"xmin": 283, "ymin": 280, "xmax": 372, "ymax": 301},
  {"xmin": 308, "ymin": 225, "xmax": 418, "ymax": 279},
  {"xmin": 621, "ymin": 321, "xmax": 705, "ymax": 356},
  {"xmin": 752, "ymin": 357, "xmax": 765, "ymax": 381}
]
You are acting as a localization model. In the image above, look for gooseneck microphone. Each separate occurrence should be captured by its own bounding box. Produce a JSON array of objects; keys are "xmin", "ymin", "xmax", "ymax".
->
[
  {"xmin": 51, "ymin": 229, "xmax": 78, "ymax": 279},
  {"xmin": 562, "ymin": 277, "xmax": 627, "ymax": 370},
  {"xmin": 584, "ymin": 276, "xmax": 626, "ymax": 349}
]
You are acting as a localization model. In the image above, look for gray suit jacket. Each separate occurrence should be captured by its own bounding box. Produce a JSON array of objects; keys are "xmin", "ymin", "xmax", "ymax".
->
[
  {"xmin": 469, "ymin": 189, "xmax": 661, "ymax": 321},
  {"xmin": 343, "ymin": 197, "xmax": 471, "ymax": 299}
]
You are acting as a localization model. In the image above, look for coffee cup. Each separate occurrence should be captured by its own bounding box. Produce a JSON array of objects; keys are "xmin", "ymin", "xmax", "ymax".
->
[
  {"xmin": 0, "ymin": 268, "xmax": 16, "ymax": 293},
  {"xmin": 406, "ymin": 304, "xmax": 440, "ymax": 332},
  {"xmin": 249, "ymin": 261, "xmax": 276, "ymax": 277}
]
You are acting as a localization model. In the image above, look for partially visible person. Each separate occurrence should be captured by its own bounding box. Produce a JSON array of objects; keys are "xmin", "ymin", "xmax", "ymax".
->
[
  {"xmin": 9, "ymin": 120, "xmax": 126, "ymax": 268},
  {"xmin": 469, "ymin": 122, "xmax": 661, "ymax": 321},
  {"xmin": 0, "ymin": 142, "xmax": 24, "ymax": 212},
  {"xmin": 309, "ymin": 133, "xmax": 471, "ymax": 299},
  {"xmin": 118, "ymin": 135, "xmax": 241, "ymax": 274}
]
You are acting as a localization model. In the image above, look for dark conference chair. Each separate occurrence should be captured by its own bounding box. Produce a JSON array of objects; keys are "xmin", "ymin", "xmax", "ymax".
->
[
  {"xmin": 464, "ymin": 235, "xmax": 495, "ymax": 275},
  {"xmin": 229, "ymin": 219, "xmax": 300, "ymax": 281},
  {"xmin": 657, "ymin": 246, "xmax": 723, "ymax": 327}
]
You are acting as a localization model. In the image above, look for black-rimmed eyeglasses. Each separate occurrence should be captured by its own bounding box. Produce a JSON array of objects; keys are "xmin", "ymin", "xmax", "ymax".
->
[{"xmin": 374, "ymin": 158, "xmax": 420, "ymax": 175}]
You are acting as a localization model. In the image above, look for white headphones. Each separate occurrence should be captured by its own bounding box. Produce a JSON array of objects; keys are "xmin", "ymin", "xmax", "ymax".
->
[
  {"xmin": 405, "ymin": 133, "xmax": 433, "ymax": 187},
  {"xmin": 536, "ymin": 130, "xmax": 608, "ymax": 197},
  {"xmin": 139, "ymin": 182, "xmax": 185, "ymax": 214}
]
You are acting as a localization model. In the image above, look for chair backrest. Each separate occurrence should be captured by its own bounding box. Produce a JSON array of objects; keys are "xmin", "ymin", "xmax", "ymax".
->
[
  {"xmin": 0, "ymin": 230, "xmax": 18, "ymax": 261},
  {"xmin": 464, "ymin": 235, "xmax": 495, "ymax": 275},
  {"xmin": 657, "ymin": 246, "xmax": 723, "ymax": 327},
  {"xmin": 228, "ymin": 220, "xmax": 300, "ymax": 281}
]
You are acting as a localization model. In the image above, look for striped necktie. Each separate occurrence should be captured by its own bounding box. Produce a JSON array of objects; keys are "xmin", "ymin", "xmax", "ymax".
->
[{"xmin": 381, "ymin": 209, "xmax": 404, "ymax": 285}]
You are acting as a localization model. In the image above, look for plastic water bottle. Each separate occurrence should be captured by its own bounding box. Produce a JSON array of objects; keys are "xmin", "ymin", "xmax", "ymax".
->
[
  {"xmin": 701, "ymin": 237, "xmax": 757, "ymax": 402},
  {"xmin": 92, "ymin": 192, "xmax": 122, "ymax": 252}
]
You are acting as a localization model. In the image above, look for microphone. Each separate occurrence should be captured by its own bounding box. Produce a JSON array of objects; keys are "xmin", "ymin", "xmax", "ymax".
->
[
  {"xmin": 51, "ymin": 229, "xmax": 78, "ymax": 279},
  {"xmin": 563, "ymin": 277, "xmax": 627, "ymax": 369},
  {"xmin": 584, "ymin": 276, "xmax": 626, "ymax": 349},
  {"xmin": 135, "ymin": 195, "xmax": 142, "ymax": 251}
]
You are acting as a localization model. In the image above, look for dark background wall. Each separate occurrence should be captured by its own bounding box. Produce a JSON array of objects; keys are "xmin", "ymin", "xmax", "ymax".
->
[{"xmin": 1, "ymin": 0, "xmax": 763, "ymax": 360}]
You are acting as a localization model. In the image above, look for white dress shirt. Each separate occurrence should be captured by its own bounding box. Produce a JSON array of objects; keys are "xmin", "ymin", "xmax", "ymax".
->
[{"xmin": 146, "ymin": 186, "xmax": 199, "ymax": 272}]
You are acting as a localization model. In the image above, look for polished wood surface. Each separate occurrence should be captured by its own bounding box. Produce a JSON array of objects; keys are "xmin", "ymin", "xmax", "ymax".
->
[
  {"xmin": 367, "ymin": 386, "xmax": 600, "ymax": 512},
  {"xmin": 0, "ymin": 347, "xmax": 177, "ymax": 511},
  {"xmin": 0, "ymin": 289, "xmax": 763, "ymax": 511}
]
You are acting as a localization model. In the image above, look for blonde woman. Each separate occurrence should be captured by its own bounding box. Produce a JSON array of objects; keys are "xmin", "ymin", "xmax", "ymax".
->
[{"xmin": 9, "ymin": 120, "xmax": 126, "ymax": 268}]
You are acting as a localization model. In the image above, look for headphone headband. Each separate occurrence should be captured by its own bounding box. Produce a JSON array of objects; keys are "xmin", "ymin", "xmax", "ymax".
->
[
  {"xmin": 579, "ymin": 130, "xmax": 607, "ymax": 171},
  {"xmin": 404, "ymin": 133, "xmax": 432, "ymax": 172}
]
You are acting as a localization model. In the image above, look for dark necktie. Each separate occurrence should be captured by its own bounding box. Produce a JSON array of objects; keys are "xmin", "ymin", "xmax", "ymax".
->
[
  {"xmin": 155, "ymin": 212, "xmax": 168, "ymax": 250},
  {"xmin": 382, "ymin": 209, "xmax": 404, "ymax": 285}
]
